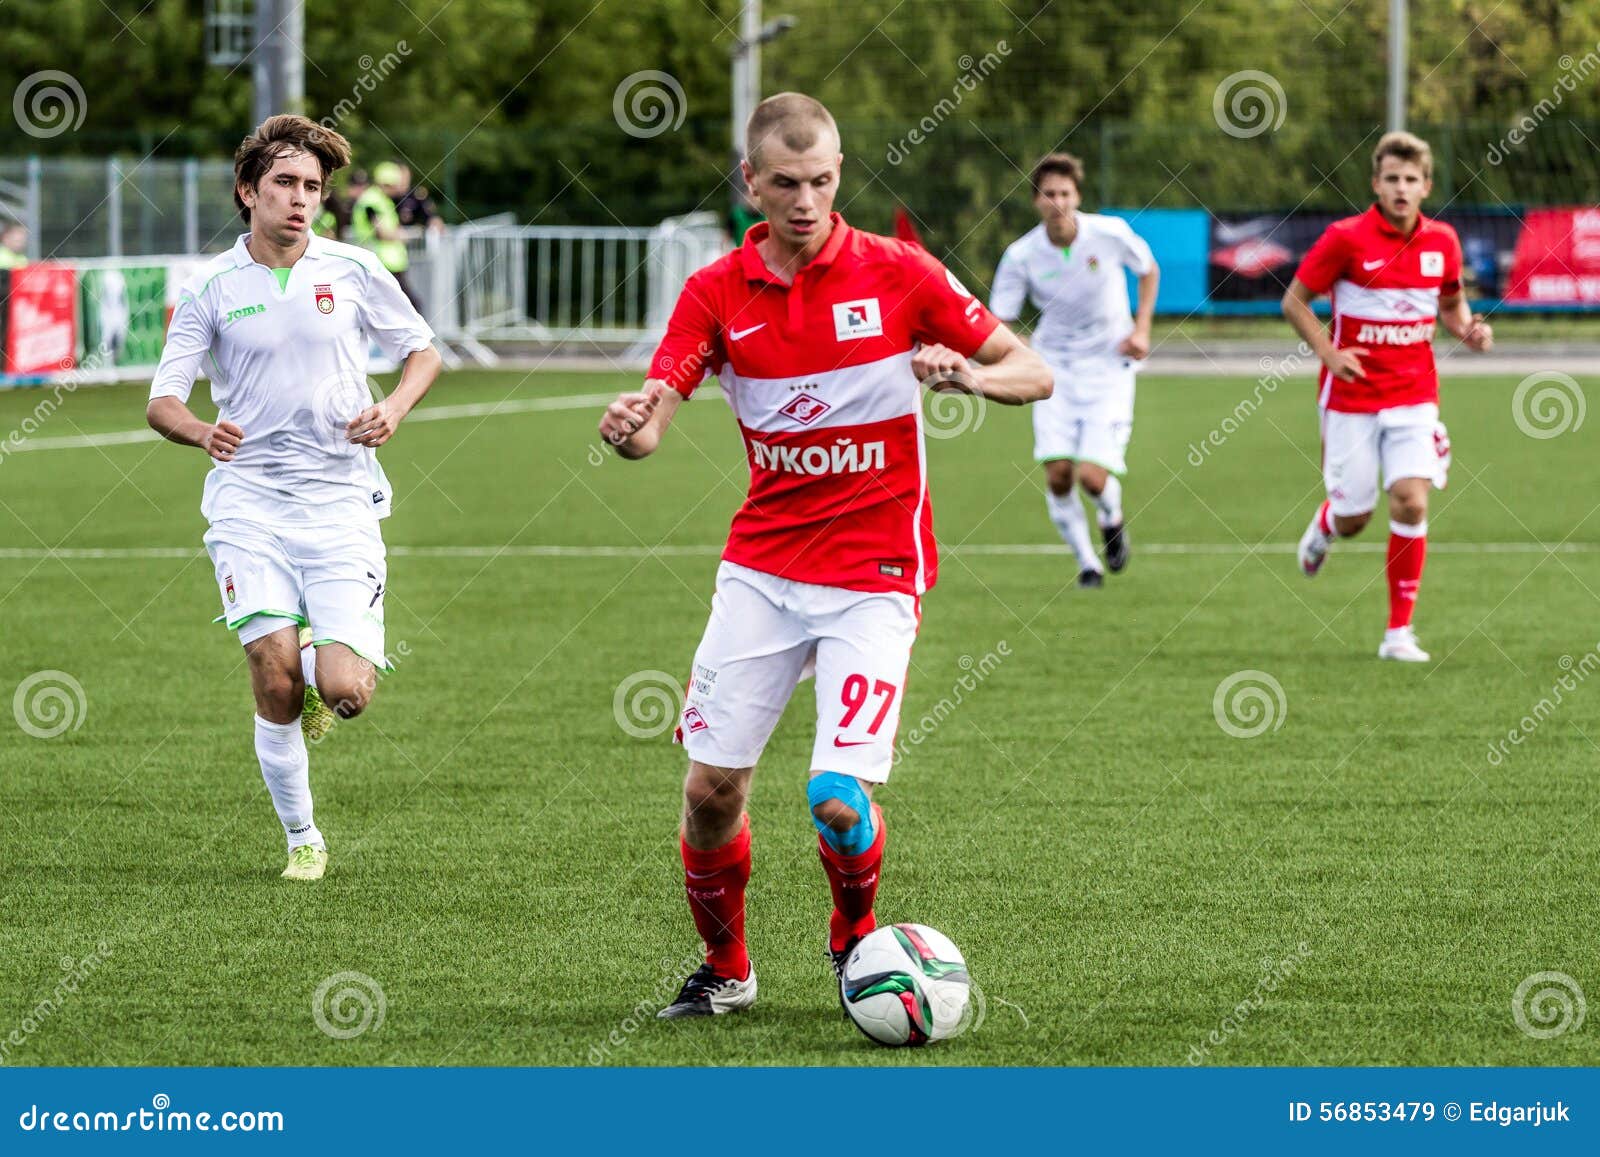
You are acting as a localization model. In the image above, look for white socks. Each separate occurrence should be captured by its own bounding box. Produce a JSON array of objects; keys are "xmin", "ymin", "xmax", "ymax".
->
[
  {"xmin": 1047, "ymin": 488, "xmax": 1101, "ymax": 573},
  {"xmin": 300, "ymin": 642, "xmax": 317, "ymax": 692},
  {"xmin": 1092, "ymin": 475, "xmax": 1123, "ymax": 528},
  {"xmin": 254, "ymin": 714, "xmax": 323, "ymax": 851}
]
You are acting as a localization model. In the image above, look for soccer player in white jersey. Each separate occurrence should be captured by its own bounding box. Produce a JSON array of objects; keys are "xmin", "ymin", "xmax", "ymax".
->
[
  {"xmin": 147, "ymin": 116, "xmax": 442, "ymax": 880},
  {"xmin": 990, "ymin": 153, "xmax": 1159, "ymax": 587}
]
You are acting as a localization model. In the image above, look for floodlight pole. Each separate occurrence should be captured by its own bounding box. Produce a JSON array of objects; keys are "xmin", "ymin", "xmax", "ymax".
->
[
  {"xmin": 731, "ymin": 2, "xmax": 797, "ymax": 157},
  {"xmin": 1387, "ymin": 0, "xmax": 1407, "ymax": 131},
  {"xmin": 252, "ymin": 0, "xmax": 306, "ymax": 126}
]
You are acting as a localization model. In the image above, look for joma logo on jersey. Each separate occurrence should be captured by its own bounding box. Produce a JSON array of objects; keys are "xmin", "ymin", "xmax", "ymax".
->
[
  {"xmin": 225, "ymin": 304, "xmax": 267, "ymax": 323},
  {"xmin": 832, "ymin": 298, "xmax": 883, "ymax": 340},
  {"xmin": 1354, "ymin": 320, "xmax": 1435, "ymax": 346},
  {"xmin": 750, "ymin": 438, "xmax": 885, "ymax": 475},
  {"xmin": 778, "ymin": 391, "xmax": 831, "ymax": 425}
]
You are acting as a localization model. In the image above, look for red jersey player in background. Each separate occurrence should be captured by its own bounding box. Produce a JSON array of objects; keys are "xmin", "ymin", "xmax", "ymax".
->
[
  {"xmin": 1282, "ymin": 131, "xmax": 1493, "ymax": 662},
  {"xmin": 598, "ymin": 93, "xmax": 1051, "ymax": 1018}
]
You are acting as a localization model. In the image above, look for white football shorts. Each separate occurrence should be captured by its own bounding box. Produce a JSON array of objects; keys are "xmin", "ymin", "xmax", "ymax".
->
[
  {"xmin": 203, "ymin": 517, "xmax": 389, "ymax": 668},
  {"xmin": 677, "ymin": 561, "xmax": 920, "ymax": 783},
  {"xmin": 1320, "ymin": 402, "xmax": 1451, "ymax": 517},
  {"xmin": 1033, "ymin": 359, "xmax": 1137, "ymax": 475}
]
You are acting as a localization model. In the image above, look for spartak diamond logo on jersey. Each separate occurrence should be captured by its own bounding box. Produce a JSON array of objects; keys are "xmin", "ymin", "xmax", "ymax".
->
[
  {"xmin": 779, "ymin": 391, "xmax": 831, "ymax": 425},
  {"xmin": 314, "ymin": 283, "xmax": 335, "ymax": 314}
]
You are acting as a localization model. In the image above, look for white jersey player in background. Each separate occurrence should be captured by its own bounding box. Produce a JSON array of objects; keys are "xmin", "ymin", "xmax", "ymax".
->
[
  {"xmin": 990, "ymin": 152, "xmax": 1159, "ymax": 587},
  {"xmin": 147, "ymin": 116, "xmax": 442, "ymax": 880}
]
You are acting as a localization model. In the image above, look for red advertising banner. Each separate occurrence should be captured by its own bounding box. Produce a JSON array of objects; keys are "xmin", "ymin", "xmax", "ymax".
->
[
  {"xmin": 5, "ymin": 264, "xmax": 78, "ymax": 374},
  {"xmin": 1505, "ymin": 207, "xmax": 1600, "ymax": 305}
]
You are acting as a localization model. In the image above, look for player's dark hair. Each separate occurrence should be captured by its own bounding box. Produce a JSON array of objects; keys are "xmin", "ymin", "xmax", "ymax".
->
[
  {"xmin": 1030, "ymin": 152, "xmax": 1085, "ymax": 196},
  {"xmin": 233, "ymin": 114, "xmax": 353, "ymax": 224},
  {"xmin": 746, "ymin": 93, "xmax": 839, "ymax": 171},
  {"xmin": 1372, "ymin": 131, "xmax": 1432, "ymax": 179}
]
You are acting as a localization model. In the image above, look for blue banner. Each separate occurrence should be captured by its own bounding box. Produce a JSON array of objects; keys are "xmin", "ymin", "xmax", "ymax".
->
[{"xmin": 3, "ymin": 1066, "xmax": 1594, "ymax": 1152}]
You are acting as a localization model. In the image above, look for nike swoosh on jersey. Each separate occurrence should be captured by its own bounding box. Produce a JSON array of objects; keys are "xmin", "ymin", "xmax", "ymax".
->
[
  {"xmin": 1362, "ymin": 259, "xmax": 1385, "ymax": 270},
  {"xmin": 729, "ymin": 323, "xmax": 767, "ymax": 340},
  {"xmin": 833, "ymin": 736, "xmax": 873, "ymax": 748}
]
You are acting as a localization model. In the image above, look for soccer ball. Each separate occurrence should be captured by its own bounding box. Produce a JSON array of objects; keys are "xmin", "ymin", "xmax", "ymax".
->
[{"xmin": 839, "ymin": 923, "xmax": 972, "ymax": 1046}]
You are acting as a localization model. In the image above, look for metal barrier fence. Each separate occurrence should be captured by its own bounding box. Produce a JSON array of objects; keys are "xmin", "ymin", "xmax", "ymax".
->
[{"xmin": 0, "ymin": 157, "xmax": 240, "ymax": 260}]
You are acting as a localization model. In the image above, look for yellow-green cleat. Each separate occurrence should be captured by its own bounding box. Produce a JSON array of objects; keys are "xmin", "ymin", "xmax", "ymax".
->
[
  {"xmin": 281, "ymin": 844, "xmax": 328, "ymax": 881},
  {"xmin": 302, "ymin": 684, "xmax": 336, "ymax": 742}
]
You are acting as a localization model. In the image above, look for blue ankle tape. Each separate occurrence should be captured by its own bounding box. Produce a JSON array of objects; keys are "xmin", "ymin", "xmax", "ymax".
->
[{"xmin": 808, "ymin": 772, "xmax": 875, "ymax": 856}]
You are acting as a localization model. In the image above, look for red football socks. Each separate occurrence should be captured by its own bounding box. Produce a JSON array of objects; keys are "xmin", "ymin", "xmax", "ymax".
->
[
  {"xmin": 818, "ymin": 803, "xmax": 886, "ymax": 953},
  {"xmin": 1387, "ymin": 520, "xmax": 1428, "ymax": 629},
  {"xmin": 680, "ymin": 814, "xmax": 752, "ymax": 980}
]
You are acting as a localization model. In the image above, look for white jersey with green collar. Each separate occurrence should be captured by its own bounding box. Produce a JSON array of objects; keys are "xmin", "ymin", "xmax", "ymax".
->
[
  {"xmin": 150, "ymin": 232, "xmax": 434, "ymax": 526},
  {"xmin": 990, "ymin": 215, "xmax": 1155, "ymax": 378}
]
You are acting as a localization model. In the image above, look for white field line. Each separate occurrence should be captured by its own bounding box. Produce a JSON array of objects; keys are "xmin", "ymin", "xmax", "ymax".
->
[
  {"xmin": 1, "ymin": 542, "xmax": 1594, "ymax": 562},
  {"xmin": 2, "ymin": 388, "xmax": 717, "ymax": 453}
]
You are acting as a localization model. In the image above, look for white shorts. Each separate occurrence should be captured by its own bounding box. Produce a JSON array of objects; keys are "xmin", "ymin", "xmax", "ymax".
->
[
  {"xmin": 203, "ymin": 518, "xmax": 389, "ymax": 668},
  {"xmin": 1033, "ymin": 361, "xmax": 1136, "ymax": 475},
  {"xmin": 1320, "ymin": 402, "xmax": 1451, "ymax": 517},
  {"xmin": 678, "ymin": 561, "xmax": 920, "ymax": 783}
]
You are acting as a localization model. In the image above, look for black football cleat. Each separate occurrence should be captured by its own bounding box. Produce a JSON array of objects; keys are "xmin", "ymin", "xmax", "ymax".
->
[
  {"xmin": 1102, "ymin": 522, "xmax": 1129, "ymax": 572},
  {"xmin": 656, "ymin": 962, "xmax": 757, "ymax": 1019},
  {"xmin": 1077, "ymin": 568, "xmax": 1105, "ymax": 589}
]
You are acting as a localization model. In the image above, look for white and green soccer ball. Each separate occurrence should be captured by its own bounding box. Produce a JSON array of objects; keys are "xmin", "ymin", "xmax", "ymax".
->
[{"xmin": 839, "ymin": 923, "xmax": 973, "ymax": 1046}]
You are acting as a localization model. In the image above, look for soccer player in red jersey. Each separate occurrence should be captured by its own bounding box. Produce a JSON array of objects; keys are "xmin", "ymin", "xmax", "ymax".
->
[
  {"xmin": 598, "ymin": 93, "xmax": 1051, "ymax": 1017},
  {"xmin": 1282, "ymin": 132, "xmax": 1493, "ymax": 662}
]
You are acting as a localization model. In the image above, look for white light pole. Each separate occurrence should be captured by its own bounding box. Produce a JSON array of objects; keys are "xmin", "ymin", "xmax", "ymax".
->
[
  {"xmin": 731, "ymin": 1, "xmax": 797, "ymax": 158},
  {"xmin": 1387, "ymin": 0, "xmax": 1408, "ymax": 131}
]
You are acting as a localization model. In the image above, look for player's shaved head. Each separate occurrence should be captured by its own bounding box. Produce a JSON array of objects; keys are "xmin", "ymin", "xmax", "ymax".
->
[
  {"xmin": 1372, "ymin": 131, "xmax": 1432, "ymax": 179},
  {"xmin": 746, "ymin": 93, "xmax": 840, "ymax": 172}
]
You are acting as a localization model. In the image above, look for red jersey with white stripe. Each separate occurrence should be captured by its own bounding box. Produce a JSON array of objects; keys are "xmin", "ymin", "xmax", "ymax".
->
[
  {"xmin": 1294, "ymin": 205, "xmax": 1463, "ymax": 413},
  {"xmin": 650, "ymin": 214, "xmax": 1000, "ymax": 595}
]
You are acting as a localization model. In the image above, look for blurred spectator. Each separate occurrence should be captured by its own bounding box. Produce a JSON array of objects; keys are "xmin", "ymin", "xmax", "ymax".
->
[
  {"xmin": 348, "ymin": 166, "xmax": 422, "ymax": 312},
  {"xmin": 313, "ymin": 183, "xmax": 350, "ymax": 241},
  {"xmin": 388, "ymin": 163, "xmax": 446, "ymax": 235},
  {"xmin": 0, "ymin": 222, "xmax": 28, "ymax": 269}
]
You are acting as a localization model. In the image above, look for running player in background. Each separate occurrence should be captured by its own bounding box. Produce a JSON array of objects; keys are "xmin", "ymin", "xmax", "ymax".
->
[
  {"xmin": 147, "ymin": 115, "xmax": 442, "ymax": 879},
  {"xmin": 990, "ymin": 153, "xmax": 1159, "ymax": 588},
  {"xmin": 1284, "ymin": 131, "xmax": 1492, "ymax": 661},
  {"xmin": 598, "ymin": 93, "xmax": 1051, "ymax": 1018}
]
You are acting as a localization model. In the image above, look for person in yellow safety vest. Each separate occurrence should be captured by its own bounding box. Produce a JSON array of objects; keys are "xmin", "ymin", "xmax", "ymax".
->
[
  {"xmin": 348, "ymin": 166, "xmax": 423, "ymax": 312},
  {"xmin": 0, "ymin": 222, "xmax": 28, "ymax": 269}
]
